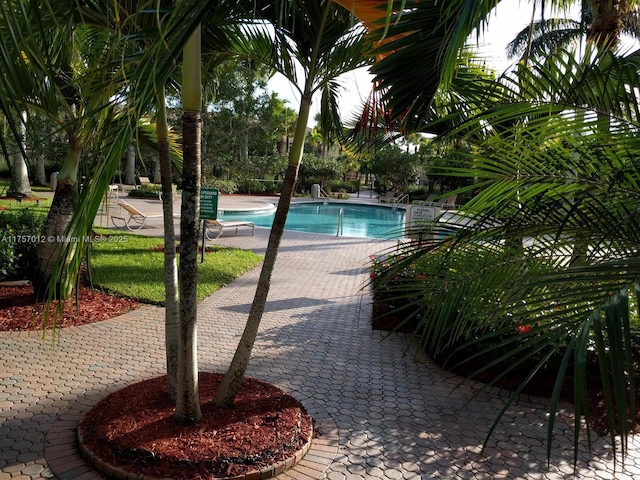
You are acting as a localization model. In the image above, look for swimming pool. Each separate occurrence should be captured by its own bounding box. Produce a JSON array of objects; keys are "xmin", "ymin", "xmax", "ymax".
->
[{"xmin": 218, "ymin": 202, "xmax": 406, "ymax": 239}]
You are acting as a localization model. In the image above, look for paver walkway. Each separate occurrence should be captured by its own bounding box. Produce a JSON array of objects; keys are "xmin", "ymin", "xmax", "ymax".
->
[{"xmin": 2, "ymin": 194, "xmax": 640, "ymax": 479}]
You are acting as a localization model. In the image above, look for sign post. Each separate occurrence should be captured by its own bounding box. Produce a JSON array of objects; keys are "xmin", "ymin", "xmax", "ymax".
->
[{"xmin": 199, "ymin": 188, "xmax": 219, "ymax": 263}]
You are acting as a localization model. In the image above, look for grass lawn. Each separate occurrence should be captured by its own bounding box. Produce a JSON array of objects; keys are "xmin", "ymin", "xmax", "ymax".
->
[
  {"xmin": 0, "ymin": 196, "xmax": 52, "ymax": 213},
  {"xmin": 0, "ymin": 176, "xmax": 52, "ymax": 193},
  {"xmin": 90, "ymin": 231, "xmax": 262, "ymax": 304}
]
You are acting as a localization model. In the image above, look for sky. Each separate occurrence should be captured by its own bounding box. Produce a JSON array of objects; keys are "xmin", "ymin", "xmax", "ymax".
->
[{"xmin": 266, "ymin": 0, "xmax": 540, "ymax": 127}]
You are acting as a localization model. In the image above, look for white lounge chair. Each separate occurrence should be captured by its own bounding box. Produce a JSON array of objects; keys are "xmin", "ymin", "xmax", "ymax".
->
[
  {"xmin": 424, "ymin": 194, "xmax": 458, "ymax": 210},
  {"xmin": 379, "ymin": 192, "xmax": 398, "ymax": 203},
  {"xmin": 111, "ymin": 202, "xmax": 166, "ymax": 230},
  {"xmin": 205, "ymin": 219, "xmax": 255, "ymax": 240}
]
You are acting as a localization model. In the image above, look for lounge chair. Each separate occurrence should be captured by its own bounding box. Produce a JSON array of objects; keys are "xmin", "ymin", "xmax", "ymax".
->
[
  {"xmin": 111, "ymin": 202, "xmax": 167, "ymax": 230},
  {"xmin": 379, "ymin": 192, "xmax": 409, "ymax": 204},
  {"xmin": 205, "ymin": 219, "xmax": 255, "ymax": 240},
  {"xmin": 424, "ymin": 194, "xmax": 458, "ymax": 210},
  {"xmin": 138, "ymin": 176, "xmax": 151, "ymax": 187},
  {"xmin": 379, "ymin": 192, "xmax": 397, "ymax": 203},
  {"xmin": 412, "ymin": 194, "xmax": 438, "ymax": 205}
]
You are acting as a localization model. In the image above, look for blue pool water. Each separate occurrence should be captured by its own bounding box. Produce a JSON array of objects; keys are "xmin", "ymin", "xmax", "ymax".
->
[{"xmin": 218, "ymin": 202, "xmax": 406, "ymax": 239}]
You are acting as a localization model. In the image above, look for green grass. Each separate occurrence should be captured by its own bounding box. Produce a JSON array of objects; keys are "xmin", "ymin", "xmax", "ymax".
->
[
  {"xmin": 0, "ymin": 178, "xmax": 53, "ymax": 212},
  {"xmin": 0, "ymin": 177, "xmax": 53, "ymax": 194},
  {"xmin": 0, "ymin": 197, "xmax": 52, "ymax": 213},
  {"xmin": 90, "ymin": 231, "xmax": 262, "ymax": 304}
]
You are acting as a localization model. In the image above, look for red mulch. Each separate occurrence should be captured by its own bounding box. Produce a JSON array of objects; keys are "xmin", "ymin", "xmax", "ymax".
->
[
  {"xmin": 79, "ymin": 373, "xmax": 312, "ymax": 479},
  {"xmin": 0, "ymin": 284, "xmax": 138, "ymax": 331}
]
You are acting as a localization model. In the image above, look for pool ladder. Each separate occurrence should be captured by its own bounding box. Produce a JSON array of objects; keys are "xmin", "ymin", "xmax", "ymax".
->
[{"xmin": 336, "ymin": 207, "xmax": 344, "ymax": 236}]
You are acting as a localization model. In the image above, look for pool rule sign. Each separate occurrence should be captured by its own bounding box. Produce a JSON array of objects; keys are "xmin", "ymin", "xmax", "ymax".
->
[
  {"xmin": 200, "ymin": 187, "xmax": 219, "ymax": 220},
  {"xmin": 200, "ymin": 187, "xmax": 219, "ymax": 263},
  {"xmin": 405, "ymin": 205, "xmax": 440, "ymax": 240}
]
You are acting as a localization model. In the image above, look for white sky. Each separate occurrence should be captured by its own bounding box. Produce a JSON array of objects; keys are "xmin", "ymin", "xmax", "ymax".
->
[{"xmin": 267, "ymin": 0, "xmax": 539, "ymax": 127}]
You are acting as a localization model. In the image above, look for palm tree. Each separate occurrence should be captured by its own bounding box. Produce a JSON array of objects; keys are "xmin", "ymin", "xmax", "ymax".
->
[
  {"xmin": 213, "ymin": 0, "xmax": 372, "ymax": 406},
  {"xmin": 157, "ymin": 85, "xmax": 180, "ymax": 404},
  {"xmin": 506, "ymin": 1, "xmax": 640, "ymax": 63},
  {"xmin": 346, "ymin": 0, "xmax": 640, "ymax": 460},
  {"xmin": 0, "ymin": 1, "xmax": 132, "ymax": 299},
  {"xmin": 175, "ymin": 24, "xmax": 203, "ymax": 423}
]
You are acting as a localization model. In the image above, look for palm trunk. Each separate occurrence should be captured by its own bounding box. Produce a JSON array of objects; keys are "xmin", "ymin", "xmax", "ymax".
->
[
  {"xmin": 35, "ymin": 153, "xmax": 47, "ymax": 186},
  {"xmin": 175, "ymin": 26, "xmax": 202, "ymax": 424},
  {"xmin": 125, "ymin": 143, "xmax": 136, "ymax": 185},
  {"xmin": 34, "ymin": 132, "xmax": 80, "ymax": 299},
  {"xmin": 7, "ymin": 112, "xmax": 32, "ymax": 197},
  {"xmin": 158, "ymin": 86, "xmax": 179, "ymax": 404},
  {"xmin": 214, "ymin": 94, "xmax": 312, "ymax": 407}
]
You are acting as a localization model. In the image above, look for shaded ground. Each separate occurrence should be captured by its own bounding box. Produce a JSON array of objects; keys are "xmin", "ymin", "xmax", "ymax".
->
[
  {"xmin": 1, "ymin": 285, "xmax": 314, "ymax": 479},
  {"xmin": 372, "ymin": 301, "xmax": 640, "ymax": 436}
]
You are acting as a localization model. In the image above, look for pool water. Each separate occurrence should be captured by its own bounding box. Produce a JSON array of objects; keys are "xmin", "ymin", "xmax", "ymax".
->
[{"xmin": 218, "ymin": 202, "xmax": 406, "ymax": 239}]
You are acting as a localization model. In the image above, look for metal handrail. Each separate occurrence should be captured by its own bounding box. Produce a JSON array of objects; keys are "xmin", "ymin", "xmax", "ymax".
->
[
  {"xmin": 336, "ymin": 207, "xmax": 344, "ymax": 236},
  {"xmin": 392, "ymin": 193, "xmax": 409, "ymax": 207}
]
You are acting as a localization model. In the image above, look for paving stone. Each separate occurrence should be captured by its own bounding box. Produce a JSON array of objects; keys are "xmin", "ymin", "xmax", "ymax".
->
[{"xmin": 3, "ymin": 201, "xmax": 640, "ymax": 480}]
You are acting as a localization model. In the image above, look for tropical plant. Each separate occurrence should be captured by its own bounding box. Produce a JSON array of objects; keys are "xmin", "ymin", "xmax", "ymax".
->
[
  {"xmin": 213, "ymin": 0, "xmax": 372, "ymax": 407},
  {"xmin": 175, "ymin": 23, "xmax": 204, "ymax": 423},
  {"xmin": 505, "ymin": 1, "xmax": 640, "ymax": 69},
  {"xmin": 373, "ymin": 45, "xmax": 640, "ymax": 461},
  {"xmin": 335, "ymin": 0, "xmax": 640, "ymax": 462}
]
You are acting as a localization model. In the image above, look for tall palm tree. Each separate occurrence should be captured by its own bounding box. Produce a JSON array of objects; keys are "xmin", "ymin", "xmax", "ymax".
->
[
  {"xmin": 157, "ymin": 85, "xmax": 180, "ymax": 404},
  {"xmin": 5, "ymin": 111, "xmax": 32, "ymax": 197},
  {"xmin": 214, "ymin": 0, "xmax": 372, "ymax": 406},
  {"xmin": 175, "ymin": 24, "xmax": 203, "ymax": 423}
]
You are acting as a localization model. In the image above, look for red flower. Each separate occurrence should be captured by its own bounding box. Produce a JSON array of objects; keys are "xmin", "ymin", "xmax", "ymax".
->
[
  {"xmin": 516, "ymin": 324, "xmax": 533, "ymax": 334},
  {"xmin": 370, "ymin": 273, "xmax": 377, "ymax": 279},
  {"xmin": 416, "ymin": 274, "xmax": 426, "ymax": 279}
]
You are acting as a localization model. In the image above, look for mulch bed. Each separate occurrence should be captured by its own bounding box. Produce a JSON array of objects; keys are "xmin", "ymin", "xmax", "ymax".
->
[
  {"xmin": 0, "ymin": 284, "xmax": 138, "ymax": 331},
  {"xmin": 79, "ymin": 373, "xmax": 312, "ymax": 479}
]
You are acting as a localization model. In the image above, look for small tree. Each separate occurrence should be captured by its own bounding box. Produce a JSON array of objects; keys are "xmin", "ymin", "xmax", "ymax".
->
[{"xmin": 368, "ymin": 145, "xmax": 419, "ymax": 193}]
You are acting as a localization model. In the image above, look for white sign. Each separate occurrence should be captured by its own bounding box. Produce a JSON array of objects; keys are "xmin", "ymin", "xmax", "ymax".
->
[{"xmin": 405, "ymin": 205, "xmax": 440, "ymax": 238}]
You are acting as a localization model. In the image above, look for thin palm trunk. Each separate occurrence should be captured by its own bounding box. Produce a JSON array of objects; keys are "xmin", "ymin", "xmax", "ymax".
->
[
  {"xmin": 214, "ymin": 1, "xmax": 345, "ymax": 407},
  {"xmin": 157, "ymin": 86, "xmax": 179, "ymax": 404},
  {"xmin": 214, "ymin": 93, "xmax": 312, "ymax": 407},
  {"xmin": 175, "ymin": 25, "xmax": 202, "ymax": 424}
]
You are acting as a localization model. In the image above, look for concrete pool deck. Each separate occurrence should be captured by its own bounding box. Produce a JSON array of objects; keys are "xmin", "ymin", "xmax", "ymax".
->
[{"xmin": 2, "ymin": 191, "xmax": 640, "ymax": 479}]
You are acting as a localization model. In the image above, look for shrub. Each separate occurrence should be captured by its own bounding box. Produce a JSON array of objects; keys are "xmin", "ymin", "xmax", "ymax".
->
[
  {"xmin": 0, "ymin": 208, "xmax": 46, "ymax": 280},
  {"xmin": 0, "ymin": 231, "xmax": 15, "ymax": 280},
  {"xmin": 327, "ymin": 180, "xmax": 359, "ymax": 193},
  {"xmin": 236, "ymin": 178, "xmax": 265, "ymax": 194},
  {"xmin": 407, "ymin": 186, "xmax": 432, "ymax": 202},
  {"xmin": 261, "ymin": 180, "xmax": 281, "ymax": 194},
  {"xmin": 127, "ymin": 183, "xmax": 162, "ymax": 199},
  {"xmin": 202, "ymin": 178, "xmax": 238, "ymax": 194}
]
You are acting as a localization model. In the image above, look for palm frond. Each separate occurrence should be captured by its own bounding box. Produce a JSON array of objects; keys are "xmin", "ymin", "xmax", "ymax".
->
[{"xmin": 371, "ymin": 44, "xmax": 640, "ymax": 460}]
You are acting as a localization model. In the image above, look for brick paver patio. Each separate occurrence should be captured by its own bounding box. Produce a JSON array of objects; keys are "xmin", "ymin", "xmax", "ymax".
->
[{"xmin": 2, "ymin": 194, "xmax": 640, "ymax": 479}]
